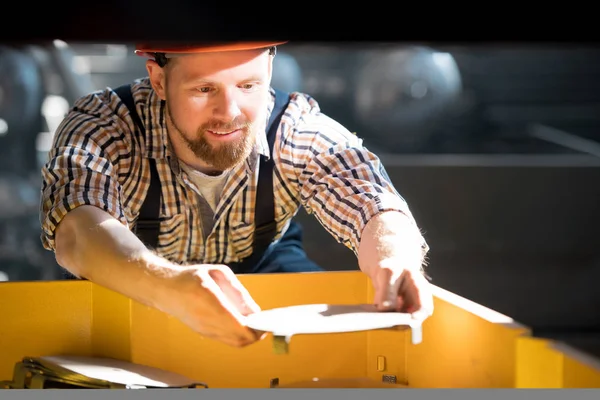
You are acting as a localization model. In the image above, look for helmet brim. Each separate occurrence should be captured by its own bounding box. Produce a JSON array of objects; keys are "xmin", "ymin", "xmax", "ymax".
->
[{"xmin": 134, "ymin": 41, "xmax": 288, "ymax": 58}]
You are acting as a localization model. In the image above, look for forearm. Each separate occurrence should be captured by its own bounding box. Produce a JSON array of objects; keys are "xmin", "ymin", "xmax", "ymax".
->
[
  {"xmin": 276, "ymin": 112, "xmax": 427, "ymax": 272},
  {"xmin": 54, "ymin": 205, "xmax": 181, "ymax": 311},
  {"xmin": 357, "ymin": 211, "xmax": 426, "ymax": 280}
]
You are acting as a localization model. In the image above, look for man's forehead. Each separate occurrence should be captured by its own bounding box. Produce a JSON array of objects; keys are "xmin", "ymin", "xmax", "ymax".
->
[{"xmin": 170, "ymin": 50, "xmax": 271, "ymax": 81}]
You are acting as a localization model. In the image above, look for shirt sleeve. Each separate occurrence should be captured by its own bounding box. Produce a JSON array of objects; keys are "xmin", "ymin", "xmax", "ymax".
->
[
  {"xmin": 39, "ymin": 92, "xmax": 132, "ymax": 252},
  {"xmin": 276, "ymin": 96, "xmax": 428, "ymax": 257}
]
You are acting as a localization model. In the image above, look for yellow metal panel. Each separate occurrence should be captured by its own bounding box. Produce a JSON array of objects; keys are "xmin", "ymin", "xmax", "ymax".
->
[
  {"xmin": 276, "ymin": 377, "xmax": 408, "ymax": 388},
  {"xmin": 242, "ymin": 271, "xmax": 369, "ymax": 308},
  {"xmin": 128, "ymin": 271, "xmax": 371, "ymax": 388},
  {"xmin": 0, "ymin": 281, "xmax": 93, "ymax": 381},
  {"xmin": 515, "ymin": 337, "xmax": 563, "ymax": 388},
  {"xmin": 365, "ymin": 281, "xmax": 409, "ymax": 385},
  {"xmin": 562, "ymin": 353, "xmax": 600, "ymax": 388},
  {"xmin": 165, "ymin": 322, "xmax": 368, "ymax": 388},
  {"xmin": 406, "ymin": 285, "xmax": 531, "ymax": 388},
  {"xmin": 549, "ymin": 341, "xmax": 600, "ymax": 388},
  {"xmin": 90, "ymin": 285, "xmax": 132, "ymax": 361},
  {"xmin": 365, "ymin": 330, "xmax": 409, "ymax": 385},
  {"xmin": 129, "ymin": 303, "xmax": 172, "ymax": 373},
  {"xmin": 516, "ymin": 337, "xmax": 600, "ymax": 388}
]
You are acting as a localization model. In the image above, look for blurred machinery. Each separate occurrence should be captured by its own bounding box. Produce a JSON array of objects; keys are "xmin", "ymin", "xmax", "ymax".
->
[
  {"xmin": 0, "ymin": 45, "xmax": 44, "ymax": 173},
  {"xmin": 0, "ymin": 41, "xmax": 96, "ymax": 281},
  {"xmin": 0, "ymin": 45, "xmax": 52, "ymax": 281},
  {"xmin": 353, "ymin": 46, "xmax": 463, "ymax": 149},
  {"xmin": 271, "ymin": 50, "xmax": 304, "ymax": 93},
  {"xmin": 274, "ymin": 44, "xmax": 465, "ymax": 152}
]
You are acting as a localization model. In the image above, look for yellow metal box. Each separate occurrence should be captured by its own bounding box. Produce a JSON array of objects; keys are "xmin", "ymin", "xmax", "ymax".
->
[{"xmin": 0, "ymin": 271, "xmax": 598, "ymax": 388}]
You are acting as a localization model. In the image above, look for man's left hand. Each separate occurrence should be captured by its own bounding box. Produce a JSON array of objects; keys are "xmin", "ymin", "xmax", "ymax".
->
[
  {"xmin": 357, "ymin": 211, "xmax": 434, "ymax": 322},
  {"xmin": 371, "ymin": 263, "xmax": 434, "ymax": 322}
]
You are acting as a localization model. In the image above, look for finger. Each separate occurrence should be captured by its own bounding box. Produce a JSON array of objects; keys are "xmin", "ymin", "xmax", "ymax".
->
[
  {"xmin": 209, "ymin": 266, "xmax": 262, "ymax": 315},
  {"xmin": 214, "ymin": 266, "xmax": 262, "ymax": 314},
  {"xmin": 202, "ymin": 330, "xmax": 259, "ymax": 348},
  {"xmin": 373, "ymin": 267, "xmax": 402, "ymax": 311},
  {"xmin": 412, "ymin": 284, "xmax": 434, "ymax": 320},
  {"xmin": 396, "ymin": 270, "xmax": 421, "ymax": 313},
  {"xmin": 199, "ymin": 274, "xmax": 259, "ymax": 344},
  {"xmin": 252, "ymin": 329, "xmax": 268, "ymax": 341},
  {"xmin": 403, "ymin": 272, "xmax": 434, "ymax": 318}
]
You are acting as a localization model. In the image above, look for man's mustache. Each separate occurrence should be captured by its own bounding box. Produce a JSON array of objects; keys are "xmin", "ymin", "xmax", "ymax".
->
[{"xmin": 201, "ymin": 118, "xmax": 252, "ymax": 132}]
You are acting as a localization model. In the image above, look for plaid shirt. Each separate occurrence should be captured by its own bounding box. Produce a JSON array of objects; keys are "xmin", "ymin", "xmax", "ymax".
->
[{"xmin": 40, "ymin": 78, "xmax": 428, "ymax": 265}]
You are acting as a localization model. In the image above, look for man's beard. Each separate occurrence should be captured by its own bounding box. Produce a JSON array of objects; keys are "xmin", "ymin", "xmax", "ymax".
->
[{"xmin": 168, "ymin": 108, "xmax": 256, "ymax": 171}]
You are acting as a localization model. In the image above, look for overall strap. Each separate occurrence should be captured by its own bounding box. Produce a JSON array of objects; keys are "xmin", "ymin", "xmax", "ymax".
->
[
  {"xmin": 114, "ymin": 84, "xmax": 290, "ymax": 270},
  {"xmin": 113, "ymin": 84, "xmax": 162, "ymax": 250},
  {"xmin": 231, "ymin": 89, "xmax": 291, "ymax": 273}
]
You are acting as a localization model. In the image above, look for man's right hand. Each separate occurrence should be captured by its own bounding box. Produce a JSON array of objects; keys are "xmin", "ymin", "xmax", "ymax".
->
[{"xmin": 166, "ymin": 264, "xmax": 265, "ymax": 348}]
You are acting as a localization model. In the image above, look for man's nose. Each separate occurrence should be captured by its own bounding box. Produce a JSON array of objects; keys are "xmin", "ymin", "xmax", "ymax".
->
[{"xmin": 213, "ymin": 90, "xmax": 242, "ymax": 121}]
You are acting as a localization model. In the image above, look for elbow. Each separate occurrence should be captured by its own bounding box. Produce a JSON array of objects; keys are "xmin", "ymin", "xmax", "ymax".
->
[{"xmin": 54, "ymin": 218, "xmax": 80, "ymax": 275}]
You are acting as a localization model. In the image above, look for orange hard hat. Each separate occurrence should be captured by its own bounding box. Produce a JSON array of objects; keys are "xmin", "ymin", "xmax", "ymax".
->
[{"xmin": 134, "ymin": 41, "xmax": 288, "ymax": 58}]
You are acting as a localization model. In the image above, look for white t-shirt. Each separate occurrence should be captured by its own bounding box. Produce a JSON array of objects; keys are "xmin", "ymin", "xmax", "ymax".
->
[{"xmin": 179, "ymin": 162, "xmax": 230, "ymax": 240}]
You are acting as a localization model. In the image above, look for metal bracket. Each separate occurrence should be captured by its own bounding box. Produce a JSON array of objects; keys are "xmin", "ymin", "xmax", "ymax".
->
[
  {"xmin": 410, "ymin": 324, "xmax": 423, "ymax": 345},
  {"xmin": 0, "ymin": 381, "xmax": 15, "ymax": 389},
  {"xmin": 273, "ymin": 335, "xmax": 291, "ymax": 354}
]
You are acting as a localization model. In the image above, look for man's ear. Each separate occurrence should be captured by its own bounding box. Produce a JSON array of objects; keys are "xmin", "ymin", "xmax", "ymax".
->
[{"xmin": 146, "ymin": 59, "xmax": 167, "ymax": 100}]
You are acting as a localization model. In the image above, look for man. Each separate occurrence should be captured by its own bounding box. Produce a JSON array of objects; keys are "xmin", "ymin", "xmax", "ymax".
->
[{"xmin": 40, "ymin": 41, "xmax": 433, "ymax": 348}]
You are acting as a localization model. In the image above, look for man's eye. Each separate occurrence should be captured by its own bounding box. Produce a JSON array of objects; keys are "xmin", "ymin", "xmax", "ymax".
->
[
  {"xmin": 241, "ymin": 84, "xmax": 254, "ymax": 90},
  {"xmin": 197, "ymin": 87, "xmax": 211, "ymax": 93}
]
